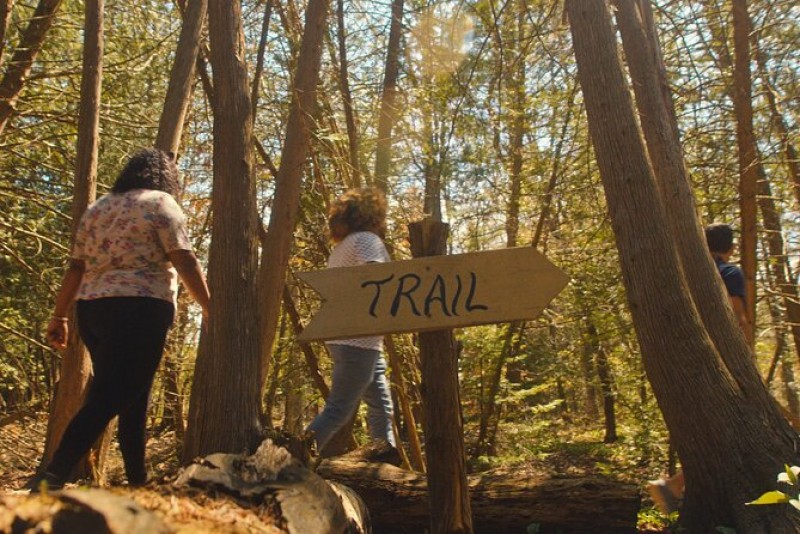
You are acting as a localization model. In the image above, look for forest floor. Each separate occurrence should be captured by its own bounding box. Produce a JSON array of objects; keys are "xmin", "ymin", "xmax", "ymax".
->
[{"xmin": 0, "ymin": 412, "xmax": 672, "ymax": 533}]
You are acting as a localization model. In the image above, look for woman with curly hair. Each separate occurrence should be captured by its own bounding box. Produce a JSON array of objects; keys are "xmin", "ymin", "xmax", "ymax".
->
[
  {"xmin": 24, "ymin": 148, "xmax": 210, "ymax": 491},
  {"xmin": 306, "ymin": 187, "xmax": 399, "ymax": 464}
]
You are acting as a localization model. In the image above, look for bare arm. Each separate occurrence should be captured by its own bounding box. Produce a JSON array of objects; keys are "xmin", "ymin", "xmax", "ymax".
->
[
  {"xmin": 47, "ymin": 259, "xmax": 86, "ymax": 349},
  {"xmin": 729, "ymin": 295, "xmax": 751, "ymax": 345},
  {"xmin": 169, "ymin": 249, "xmax": 211, "ymax": 319}
]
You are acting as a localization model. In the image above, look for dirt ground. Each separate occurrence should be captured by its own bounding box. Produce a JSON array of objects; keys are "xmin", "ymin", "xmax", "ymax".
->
[
  {"xmin": 1, "ymin": 412, "xmax": 668, "ymax": 533},
  {"xmin": 0, "ymin": 412, "xmax": 283, "ymax": 532}
]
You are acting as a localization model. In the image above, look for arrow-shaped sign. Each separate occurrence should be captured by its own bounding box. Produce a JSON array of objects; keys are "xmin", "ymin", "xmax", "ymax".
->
[{"xmin": 297, "ymin": 247, "xmax": 569, "ymax": 342}]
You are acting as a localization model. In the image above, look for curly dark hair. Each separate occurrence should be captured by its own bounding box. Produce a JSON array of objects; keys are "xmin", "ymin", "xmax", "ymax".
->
[
  {"xmin": 111, "ymin": 148, "xmax": 180, "ymax": 198},
  {"xmin": 328, "ymin": 187, "xmax": 387, "ymax": 242}
]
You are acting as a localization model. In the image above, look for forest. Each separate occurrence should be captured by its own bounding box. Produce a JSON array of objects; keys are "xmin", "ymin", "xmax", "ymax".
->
[{"xmin": 0, "ymin": 0, "xmax": 799, "ymax": 532}]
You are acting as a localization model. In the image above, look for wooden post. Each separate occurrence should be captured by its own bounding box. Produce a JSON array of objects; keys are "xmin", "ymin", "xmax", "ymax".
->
[{"xmin": 408, "ymin": 218, "xmax": 473, "ymax": 534}]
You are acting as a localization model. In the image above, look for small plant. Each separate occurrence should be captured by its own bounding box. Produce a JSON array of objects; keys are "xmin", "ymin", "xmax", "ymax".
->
[{"xmin": 746, "ymin": 465, "xmax": 800, "ymax": 511}]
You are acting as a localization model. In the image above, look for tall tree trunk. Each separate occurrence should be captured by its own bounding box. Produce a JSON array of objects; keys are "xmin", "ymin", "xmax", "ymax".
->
[
  {"xmin": 731, "ymin": 0, "xmax": 758, "ymax": 344},
  {"xmin": 250, "ymin": 0, "xmax": 273, "ymax": 123},
  {"xmin": 566, "ymin": 2, "xmax": 799, "ymax": 531},
  {"xmin": 756, "ymin": 169, "xmax": 800, "ymax": 366},
  {"xmin": 257, "ymin": 0, "xmax": 330, "ymax": 391},
  {"xmin": 615, "ymin": 0, "xmax": 756, "ymax": 386},
  {"xmin": 373, "ymin": 0, "xmax": 404, "ymax": 191},
  {"xmin": 183, "ymin": 0, "xmax": 262, "ymax": 460},
  {"xmin": 753, "ymin": 40, "xmax": 800, "ymax": 210},
  {"xmin": 41, "ymin": 0, "xmax": 104, "ymax": 482},
  {"xmin": 335, "ymin": 0, "xmax": 363, "ymax": 186},
  {"xmin": 0, "ymin": 0, "xmax": 63, "ymax": 136},
  {"xmin": 155, "ymin": 0, "xmax": 207, "ymax": 156}
]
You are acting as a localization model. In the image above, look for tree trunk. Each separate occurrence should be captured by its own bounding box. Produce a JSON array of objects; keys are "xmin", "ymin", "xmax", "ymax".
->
[
  {"xmin": 566, "ymin": 2, "xmax": 800, "ymax": 531},
  {"xmin": 250, "ymin": 0, "xmax": 273, "ymax": 123},
  {"xmin": 183, "ymin": 0, "xmax": 262, "ymax": 460},
  {"xmin": 587, "ymin": 321, "xmax": 617, "ymax": 442},
  {"xmin": 754, "ymin": 39, "xmax": 800, "ymax": 211},
  {"xmin": 0, "ymin": 0, "xmax": 63, "ymax": 135},
  {"xmin": 0, "ymin": 0, "xmax": 14, "ymax": 70},
  {"xmin": 731, "ymin": 0, "xmax": 758, "ymax": 343},
  {"xmin": 335, "ymin": 0, "xmax": 363, "ymax": 186},
  {"xmin": 155, "ymin": 0, "xmax": 207, "ymax": 156},
  {"xmin": 615, "ymin": 0, "xmax": 756, "ymax": 383},
  {"xmin": 373, "ymin": 0, "xmax": 404, "ymax": 190},
  {"xmin": 409, "ymin": 219, "xmax": 473, "ymax": 534},
  {"xmin": 257, "ymin": 0, "xmax": 330, "ymax": 393},
  {"xmin": 41, "ymin": 0, "xmax": 105, "ymax": 483}
]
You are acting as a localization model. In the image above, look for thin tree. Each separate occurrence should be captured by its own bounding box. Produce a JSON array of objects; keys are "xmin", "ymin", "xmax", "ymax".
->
[
  {"xmin": 373, "ymin": 0, "xmax": 404, "ymax": 190},
  {"xmin": 0, "ymin": 0, "xmax": 63, "ymax": 136},
  {"xmin": 41, "ymin": 0, "xmax": 103, "ymax": 480},
  {"xmin": 0, "ymin": 0, "xmax": 14, "ymax": 69},
  {"xmin": 155, "ymin": 0, "xmax": 208, "ymax": 156},
  {"xmin": 731, "ymin": 0, "xmax": 758, "ymax": 344},
  {"xmin": 183, "ymin": 0, "xmax": 262, "ymax": 459},
  {"xmin": 566, "ymin": 1, "xmax": 799, "ymax": 531},
  {"xmin": 257, "ymin": 0, "xmax": 331, "ymax": 391}
]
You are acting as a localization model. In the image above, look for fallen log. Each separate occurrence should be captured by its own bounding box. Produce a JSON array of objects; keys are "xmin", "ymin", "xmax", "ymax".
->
[
  {"xmin": 317, "ymin": 459, "xmax": 640, "ymax": 533},
  {"xmin": 176, "ymin": 438, "xmax": 370, "ymax": 534}
]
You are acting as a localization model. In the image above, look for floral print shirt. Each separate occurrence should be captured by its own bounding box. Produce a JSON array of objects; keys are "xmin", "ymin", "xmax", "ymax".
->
[{"xmin": 72, "ymin": 189, "xmax": 192, "ymax": 304}]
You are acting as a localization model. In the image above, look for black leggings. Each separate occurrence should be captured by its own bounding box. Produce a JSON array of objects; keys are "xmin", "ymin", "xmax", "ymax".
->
[{"xmin": 47, "ymin": 297, "xmax": 174, "ymax": 483}]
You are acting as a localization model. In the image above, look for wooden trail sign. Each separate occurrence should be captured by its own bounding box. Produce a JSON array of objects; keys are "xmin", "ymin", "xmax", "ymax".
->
[{"xmin": 297, "ymin": 247, "xmax": 569, "ymax": 342}]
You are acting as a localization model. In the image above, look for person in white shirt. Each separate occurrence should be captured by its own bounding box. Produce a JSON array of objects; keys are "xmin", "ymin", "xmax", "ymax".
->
[{"xmin": 306, "ymin": 187, "xmax": 399, "ymax": 464}]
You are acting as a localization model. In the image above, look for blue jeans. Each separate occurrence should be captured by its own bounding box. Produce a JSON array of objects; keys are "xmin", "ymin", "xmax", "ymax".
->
[{"xmin": 307, "ymin": 344, "xmax": 395, "ymax": 450}]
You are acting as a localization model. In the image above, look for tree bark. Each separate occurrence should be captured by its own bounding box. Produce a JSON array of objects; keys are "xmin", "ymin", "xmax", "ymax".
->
[
  {"xmin": 335, "ymin": 0, "xmax": 363, "ymax": 186},
  {"xmin": 0, "ymin": 0, "xmax": 14, "ymax": 70},
  {"xmin": 373, "ymin": 0, "xmax": 404, "ymax": 190},
  {"xmin": 155, "ymin": 0, "xmax": 207, "ymax": 156},
  {"xmin": 41, "ymin": 0, "xmax": 105, "ymax": 483},
  {"xmin": 183, "ymin": 0, "xmax": 262, "ymax": 460},
  {"xmin": 731, "ymin": 0, "xmax": 758, "ymax": 344},
  {"xmin": 0, "ymin": 0, "xmax": 63, "ymax": 136},
  {"xmin": 409, "ymin": 218, "xmax": 473, "ymax": 534},
  {"xmin": 566, "ymin": 2, "xmax": 800, "ymax": 531},
  {"xmin": 257, "ymin": 0, "xmax": 330, "ymax": 393}
]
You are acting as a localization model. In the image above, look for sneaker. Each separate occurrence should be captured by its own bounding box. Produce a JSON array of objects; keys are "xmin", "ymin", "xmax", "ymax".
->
[
  {"xmin": 354, "ymin": 440, "xmax": 403, "ymax": 466},
  {"xmin": 647, "ymin": 479, "xmax": 680, "ymax": 515},
  {"xmin": 22, "ymin": 471, "xmax": 65, "ymax": 493}
]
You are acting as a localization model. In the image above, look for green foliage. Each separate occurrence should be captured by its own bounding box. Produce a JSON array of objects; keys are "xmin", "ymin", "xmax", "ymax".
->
[{"xmin": 747, "ymin": 465, "xmax": 800, "ymax": 511}]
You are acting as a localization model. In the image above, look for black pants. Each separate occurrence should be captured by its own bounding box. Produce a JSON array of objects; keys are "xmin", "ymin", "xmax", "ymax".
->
[{"xmin": 47, "ymin": 297, "xmax": 174, "ymax": 483}]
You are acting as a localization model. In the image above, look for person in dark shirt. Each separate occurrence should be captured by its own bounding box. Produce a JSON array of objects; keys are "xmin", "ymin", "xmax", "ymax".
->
[
  {"xmin": 647, "ymin": 223, "xmax": 749, "ymax": 514},
  {"xmin": 706, "ymin": 222, "xmax": 750, "ymax": 343}
]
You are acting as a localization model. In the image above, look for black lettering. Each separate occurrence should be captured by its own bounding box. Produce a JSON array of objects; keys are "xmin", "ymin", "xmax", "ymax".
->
[
  {"xmin": 424, "ymin": 274, "xmax": 451, "ymax": 317},
  {"xmin": 362, "ymin": 275, "xmax": 395, "ymax": 317},
  {"xmin": 450, "ymin": 273, "xmax": 463, "ymax": 316},
  {"xmin": 391, "ymin": 273, "xmax": 422, "ymax": 316},
  {"xmin": 465, "ymin": 272, "xmax": 488, "ymax": 312}
]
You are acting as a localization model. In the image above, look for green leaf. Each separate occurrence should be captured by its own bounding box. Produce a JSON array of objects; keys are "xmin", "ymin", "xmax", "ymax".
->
[
  {"xmin": 715, "ymin": 527, "xmax": 736, "ymax": 534},
  {"xmin": 746, "ymin": 491, "xmax": 791, "ymax": 505},
  {"xmin": 784, "ymin": 465, "xmax": 799, "ymax": 486}
]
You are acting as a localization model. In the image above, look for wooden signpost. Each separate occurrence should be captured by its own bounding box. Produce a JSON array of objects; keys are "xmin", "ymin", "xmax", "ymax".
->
[
  {"xmin": 297, "ymin": 246, "xmax": 569, "ymax": 342},
  {"xmin": 299, "ymin": 232, "xmax": 569, "ymax": 534}
]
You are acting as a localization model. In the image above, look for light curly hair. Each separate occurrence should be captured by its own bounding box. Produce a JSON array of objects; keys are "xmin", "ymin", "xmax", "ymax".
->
[{"xmin": 328, "ymin": 187, "xmax": 387, "ymax": 242}]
